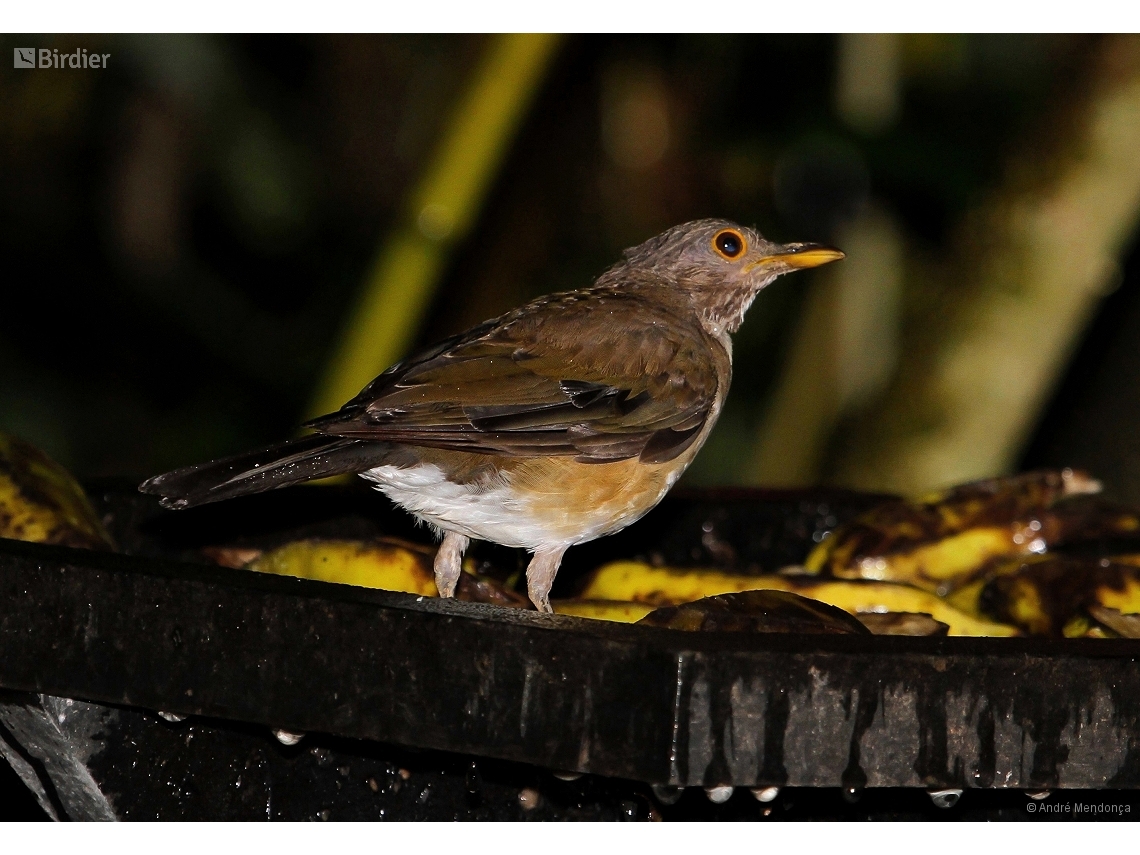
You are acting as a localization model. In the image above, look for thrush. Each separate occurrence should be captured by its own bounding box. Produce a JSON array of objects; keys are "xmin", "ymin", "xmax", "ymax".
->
[{"xmin": 140, "ymin": 219, "xmax": 842, "ymax": 611}]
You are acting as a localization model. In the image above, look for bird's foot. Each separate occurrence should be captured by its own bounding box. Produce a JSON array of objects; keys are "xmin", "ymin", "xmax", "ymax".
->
[
  {"xmin": 530, "ymin": 590, "xmax": 553, "ymax": 614},
  {"xmin": 433, "ymin": 532, "xmax": 470, "ymax": 598},
  {"xmin": 526, "ymin": 546, "xmax": 567, "ymax": 614}
]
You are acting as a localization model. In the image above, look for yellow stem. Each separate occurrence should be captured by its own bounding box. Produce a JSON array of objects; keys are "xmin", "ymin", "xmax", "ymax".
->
[{"xmin": 308, "ymin": 34, "xmax": 562, "ymax": 419}]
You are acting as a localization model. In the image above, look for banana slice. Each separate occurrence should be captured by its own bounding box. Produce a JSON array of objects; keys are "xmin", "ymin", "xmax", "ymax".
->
[
  {"xmin": 552, "ymin": 599, "xmax": 655, "ymax": 623},
  {"xmin": 249, "ymin": 538, "xmax": 439, "ymax": 595},
  {"xmin": 579, "ymin": 561, "xmax": 1018, "ymax": 636},
  {"xmin": 0, "ymin": 432, "xmax": 112, "ymax": 549},
  {"xmin": 636, "ymin": 590, "xmax": 869, "ymax": 634},
  {"xmin": 971, "ymin": 555, "xmax": 1140, "ymax": 637},
  {"xmin": 802, "ymin": 469, "xmax": 1118, "ymax": 594}
]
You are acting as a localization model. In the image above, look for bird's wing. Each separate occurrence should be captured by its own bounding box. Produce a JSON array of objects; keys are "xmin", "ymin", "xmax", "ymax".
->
[{"xmin": 306, "ymin": 288, "xmax": 724, "ymax": 464}]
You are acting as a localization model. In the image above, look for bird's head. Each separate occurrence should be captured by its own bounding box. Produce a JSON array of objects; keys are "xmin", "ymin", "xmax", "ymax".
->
[{"xmin": 619, "ymin": 218, "xmax": 844, "ymax": 335}]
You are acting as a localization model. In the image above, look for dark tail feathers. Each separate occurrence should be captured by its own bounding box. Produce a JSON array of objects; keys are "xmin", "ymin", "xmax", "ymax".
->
[{"xmin": 139, "ymin": 434, "xmax": 394, "ymax": 509}]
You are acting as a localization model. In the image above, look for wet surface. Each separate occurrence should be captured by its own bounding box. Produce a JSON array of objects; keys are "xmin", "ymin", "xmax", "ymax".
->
[
  {"xmin": 4, "ymin": 531, "xmax": 1140, "ymax": 796},
  {"xmin": 5, "ymin": 711, "xmax": 1139, "ymax": 821},
  {"xmin": 4, "ymin": 485, "xmax": 1140, "ymax": 819},
  {"xmin": 0, "ymin": 693, "xmax": 664, "ymax": 820}
]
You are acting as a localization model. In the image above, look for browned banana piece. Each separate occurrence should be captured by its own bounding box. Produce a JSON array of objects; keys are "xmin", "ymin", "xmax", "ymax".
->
[
  {"xmin": 580, "ymin": 560, "xmax": 1019, "ymax": 636},
  {"xmin": 974, "ymin": 554, "xmax": 1140, "ymax": 637},
  {"xmin": 0, "ymin": 432, "xmax": 113, "ymax": 549},
  {"xmin": 636, "ymin": 590, "xmax": 870, "ymax": 635},
  {"xmin": 802, "ymin": 469, "xmax": 1104, "ymax": 594}
]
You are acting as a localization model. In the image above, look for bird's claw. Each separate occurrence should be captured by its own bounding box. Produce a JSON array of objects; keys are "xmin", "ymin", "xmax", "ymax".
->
[{"xmin": 433, "ymin": 531, "xmax": 469, "ymax": 598}]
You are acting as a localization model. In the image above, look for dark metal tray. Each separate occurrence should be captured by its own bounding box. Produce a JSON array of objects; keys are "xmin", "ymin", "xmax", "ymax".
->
[{"xmin": 2, "ymin": 485, "xmax": 1139, "ymax": 819}]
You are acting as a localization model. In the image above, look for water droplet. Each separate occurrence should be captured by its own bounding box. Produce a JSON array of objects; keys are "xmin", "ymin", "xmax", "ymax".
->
[
  {"xmin": 927, "ymin": 787, "xmax": 962, "ymax": 809},
  {"xmin": 751, "ymin": 786, "xmax": 780, "ymax": 803},
  {"xmin": 465, "ymin": 761, "xmax": 483, "ymax": 807},
  {"xmin": 651, "ymin": 784, "xmax": 683, "ymax": 805},
  {"xmin": 842, "ymin": 785, "xmax": 863, "ymax": 804},
  {"xmin": 518, "ymin": 787, "xmax": 541, "ymax": 810},
  {"xmin": 1027, "ymin": 790, "xmax": 1050, "ymax": 800},
  {"xmin": 273, "ymin": 728, "xmax": 304, "ymax": 746},
  {"xmin": 704, "ymin": 785, "xmax": 734, "ymax": 804},
  {"xmin": 158, "ymin": 711, "xmax": 186, "ymax": 723}
]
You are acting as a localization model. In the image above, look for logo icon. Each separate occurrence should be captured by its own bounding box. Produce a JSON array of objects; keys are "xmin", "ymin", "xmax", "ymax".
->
[{"xmin": 14, "ymin": 48, "xmax": 35, "ymax": 68}]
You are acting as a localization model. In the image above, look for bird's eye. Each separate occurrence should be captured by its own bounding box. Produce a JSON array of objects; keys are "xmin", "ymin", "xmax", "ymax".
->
[{"xmin": 713, "ymin": 229, "xmax": 745, "ymax": 260}]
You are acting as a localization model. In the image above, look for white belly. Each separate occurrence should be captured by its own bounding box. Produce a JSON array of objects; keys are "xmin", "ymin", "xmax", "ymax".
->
[
  {"xmin": 360, "ymin": 463, "xmax": 572, "ymax": 550},
  {"xmin": 359, "ymin": 457, "xmax": 681, "ymax": 551}
]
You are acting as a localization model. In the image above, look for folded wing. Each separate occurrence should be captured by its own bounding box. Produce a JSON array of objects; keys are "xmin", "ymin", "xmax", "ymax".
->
[{"xmin": 306, "ymin": 287, "xmax": 723, "ymax": 464}]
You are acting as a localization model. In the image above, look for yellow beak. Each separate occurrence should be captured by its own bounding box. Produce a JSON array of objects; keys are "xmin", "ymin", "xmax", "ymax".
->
[{"xmin": 751, "ymin": 243, "xmax": 845, "ymax": 271}]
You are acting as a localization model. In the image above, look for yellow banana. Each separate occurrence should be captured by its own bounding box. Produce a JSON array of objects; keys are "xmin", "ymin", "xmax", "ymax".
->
[
  {"xmin": 802, "ymin": 469, "xmax": 1118, "ymax": 594},
  {"xmin": 245, "ymin": 537, "xmax": 531, "ymax": 606},
  {"xmin": 249, "ymin": 538, "xmax": 438, "ymax": 595},
  {"xmin": 552, "ymin": 599, "xmax": 655, "ymax": 623},
  {"xmin": 973, "ymin": 555, "xmax": 1140, "ymax": 637},
  {"xmin": 0, "ymin": 433, "xmax": 112, "ymax": 549},
  {"xmin": 579, "ymin": 560, "xmax": 1018, "ymax": 636}
]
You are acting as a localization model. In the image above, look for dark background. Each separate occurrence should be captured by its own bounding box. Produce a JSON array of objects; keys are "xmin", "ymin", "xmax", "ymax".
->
[{"xmin": 0, "ymin": 34, "xmax": 1136, "ymax": 495}]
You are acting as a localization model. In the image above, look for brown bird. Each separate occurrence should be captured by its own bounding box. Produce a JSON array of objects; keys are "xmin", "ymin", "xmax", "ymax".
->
[{"xmin": 140, "ymin": 220, "xmax": 843, "ymax": 611}]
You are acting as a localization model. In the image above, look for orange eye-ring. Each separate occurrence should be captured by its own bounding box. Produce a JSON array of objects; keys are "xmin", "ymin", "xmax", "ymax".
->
[{"xmin": 712, "ymin": 229, "xmax": 746, "ymax": 260}]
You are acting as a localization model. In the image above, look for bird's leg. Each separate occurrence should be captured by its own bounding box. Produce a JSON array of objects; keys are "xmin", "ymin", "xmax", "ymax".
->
[
  {"xmin": 526, "ymin": 546, "xmax": 567, "ymax": 614},
  {"xmin": 433, "ymin": 531, "xmax": 469, "ymax": 598}
]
